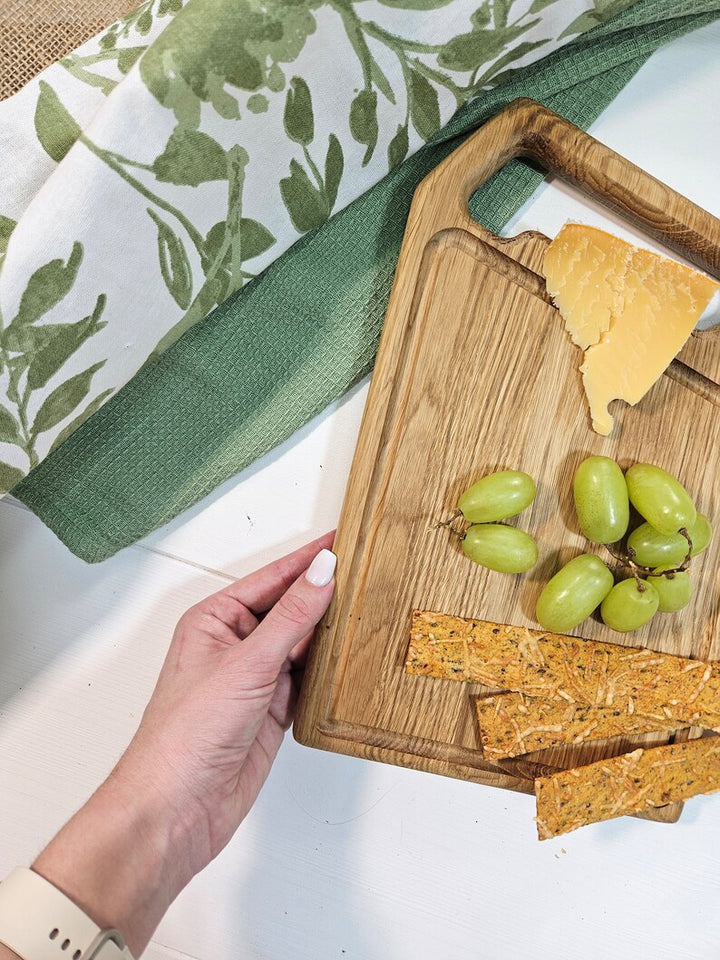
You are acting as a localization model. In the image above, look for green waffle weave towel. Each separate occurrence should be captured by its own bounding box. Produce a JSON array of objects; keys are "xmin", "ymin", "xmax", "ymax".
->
[{"xmin": 14, "ymin": 0, "xmax": 720, "ymax": 561}]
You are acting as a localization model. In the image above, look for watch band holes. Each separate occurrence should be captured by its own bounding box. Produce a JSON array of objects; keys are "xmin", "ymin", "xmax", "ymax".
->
[
  {"xmin": 73, "ymin": 951, "xmax": 82, "ymax": 960},
  {"xmin": 49, "ymin": 929, "xmax": 60, "ymax": 940},
  {"xmin": 61, "ymin": 939, "xmax": 70, "ymax": 950}
]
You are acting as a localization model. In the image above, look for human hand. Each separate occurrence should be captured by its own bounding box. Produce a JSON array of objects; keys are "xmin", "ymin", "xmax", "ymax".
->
[
  {"xmin": 32, "ymin": 533, "xmax": 336, "ymax": 955},
  {"xmin": 125, "ymin": 530, "xmax": 337, "ymax": 865}
]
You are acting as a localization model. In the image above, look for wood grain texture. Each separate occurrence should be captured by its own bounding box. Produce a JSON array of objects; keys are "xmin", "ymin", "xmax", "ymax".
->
[{"xmin": 294, "ymin": 100, "xmax": 720, "ymax": 824}]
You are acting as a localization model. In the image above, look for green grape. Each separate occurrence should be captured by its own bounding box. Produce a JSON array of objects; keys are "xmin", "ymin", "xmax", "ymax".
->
[
  {"xmin": 600, "ymin": 578, "xmax": 659, "ymax": 632},
  {"xmin": 688, "ymin": 513, "xmax": 712, "ymax": 556},
  {"xmin": 573, "ymin": 455, "xmax": 629, "ymax": 543},
  {"xmin": 535, "ymin": 554, "xmax": 614, "ymax": 633},
  {"xmin": 627, "ymin": 513, "xmax": 711, "ymax": 566},
  {"xmin": 647, "ymin": 567, "xmax": 692, "ymax": 613},
  {"xmin": 626, "ymin": 523, "xmax": 688, "ymax": 567},
  {"xmin": 624, "ymin": 463, "xmax": 696, "ymax": 536},
  {"xmin": 457, "ymin": 470, "xmax": 536, "ymax": 523},
  {"xmin": 461, "ymin": 524, "xmax": 538, "ymax": 573}
]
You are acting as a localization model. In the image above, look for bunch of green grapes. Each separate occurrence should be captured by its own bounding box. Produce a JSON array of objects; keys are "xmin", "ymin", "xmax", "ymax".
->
[
  {"xmin": 440, "ymin": 470, "xmax": 538, "ymax": 573},
  {"xmin": 536, "ymin": 457, "xmax": 712, "ymax": 634}
]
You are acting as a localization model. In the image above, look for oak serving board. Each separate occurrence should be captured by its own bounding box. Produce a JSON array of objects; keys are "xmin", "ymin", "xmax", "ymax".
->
[{"xmin": 294, "ymin": 100, "xmax": 720, "ymax": 823}]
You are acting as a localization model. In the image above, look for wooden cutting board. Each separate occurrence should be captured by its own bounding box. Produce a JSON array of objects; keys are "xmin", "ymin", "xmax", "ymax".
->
[{"xmin": 294, "ymin": 99, "xmax": 720, "ymax": 824}]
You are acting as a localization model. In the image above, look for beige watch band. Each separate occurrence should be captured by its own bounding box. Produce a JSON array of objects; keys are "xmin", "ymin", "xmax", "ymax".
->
[{"xmin": 0, "ymin": 869, "xmax": 134, "ymax": 960}]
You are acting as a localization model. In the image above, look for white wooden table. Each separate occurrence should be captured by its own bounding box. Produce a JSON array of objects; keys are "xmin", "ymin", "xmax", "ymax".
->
[{"xmin": 2, "ymin": 21, "xmax": 720, "ymax": 960}]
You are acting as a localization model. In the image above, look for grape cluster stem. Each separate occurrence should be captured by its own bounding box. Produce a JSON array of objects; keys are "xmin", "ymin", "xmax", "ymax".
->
[
  {"xmin": 434, "ymin": 510, "xmax": 463, "ymax": 530},
  {"xmin": 605, "ymin": 528, "xmax": 693, "ymax": 588}
]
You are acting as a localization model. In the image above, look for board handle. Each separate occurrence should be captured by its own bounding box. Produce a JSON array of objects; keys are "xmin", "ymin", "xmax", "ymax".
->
[{"xmin": 416, "ymin": 97, "xmax": 720, "ymax": 279}]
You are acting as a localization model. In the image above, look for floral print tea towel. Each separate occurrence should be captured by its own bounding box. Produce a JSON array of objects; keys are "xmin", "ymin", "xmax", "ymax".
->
[{"xmin": 0, "ymin": 0, "xmax": 637, "ymax": 495}]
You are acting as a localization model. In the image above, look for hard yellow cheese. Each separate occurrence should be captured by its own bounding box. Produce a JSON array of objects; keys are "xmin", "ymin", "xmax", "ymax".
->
[{"xmin": 544, "ymin": 223, "xmax": 720, "ymax": 435}]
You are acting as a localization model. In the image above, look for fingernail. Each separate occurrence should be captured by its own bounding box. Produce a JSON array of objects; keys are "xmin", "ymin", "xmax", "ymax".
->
[{"xmin": 305, "ymin": 548, "xmax": 337, "ymax": 587}]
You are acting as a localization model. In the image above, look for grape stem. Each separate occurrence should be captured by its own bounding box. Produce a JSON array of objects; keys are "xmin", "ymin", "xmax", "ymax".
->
[
  {"xmin": 677, "ymin": 527, "xmax": 694, "ymax": 572},
  {"xmin": 434, "ymin": 509, "xmax": 463, "ymax": 529},
  {"xmin": 605, "ymin": 528, "xmax": 694, "ymax": 581}
]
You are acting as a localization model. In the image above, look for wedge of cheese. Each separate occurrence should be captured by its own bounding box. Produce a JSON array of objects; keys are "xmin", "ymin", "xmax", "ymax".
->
[{"xmin": 544, "ymin": 223, "xmax": 720, "ymax": 435}]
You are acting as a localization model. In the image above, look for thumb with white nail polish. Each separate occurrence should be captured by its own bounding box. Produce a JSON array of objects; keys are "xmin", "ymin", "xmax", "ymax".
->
[
  {"xmin": 241, "ymin": 547, "xmax": 336, "ymax": 674},
  {"xmin": 305, "ymin": 548, "xmax": 337, "ymax": 586}
]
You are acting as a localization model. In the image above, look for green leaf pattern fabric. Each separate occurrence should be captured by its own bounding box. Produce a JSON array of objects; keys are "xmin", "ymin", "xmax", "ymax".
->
[{"xmin": 1, "ymin": 0, "xmax": 638, "ymax": 494}]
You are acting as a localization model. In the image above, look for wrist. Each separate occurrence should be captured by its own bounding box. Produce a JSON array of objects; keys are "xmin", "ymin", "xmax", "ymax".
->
[{"xmin": 31, "ymin": 757, "xmax": 197, "ymax": 957}]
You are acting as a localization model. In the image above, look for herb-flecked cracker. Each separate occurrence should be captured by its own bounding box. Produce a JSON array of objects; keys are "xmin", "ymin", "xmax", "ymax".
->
[
  {"xmin": 406, "ymin": 610, "xmax": 720, "ymax": 731},
  {"xmin": 475, "ymin": 692, "xmax": 684, "ymax": 761},
  {"xmin": 534, "ymin": 736, "xmax": 720, "ymax": 839}
]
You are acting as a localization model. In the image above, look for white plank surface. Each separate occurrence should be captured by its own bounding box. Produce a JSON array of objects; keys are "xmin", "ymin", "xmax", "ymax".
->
[{"xmin": 2, "ymin": 19, "xmax": 720, "ymax": 960}]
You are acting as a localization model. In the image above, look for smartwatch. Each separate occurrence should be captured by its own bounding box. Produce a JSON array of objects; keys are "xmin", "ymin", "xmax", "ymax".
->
[{"xmin": 0, "ymin": 869, "xmax": 134, "ymax": 960}]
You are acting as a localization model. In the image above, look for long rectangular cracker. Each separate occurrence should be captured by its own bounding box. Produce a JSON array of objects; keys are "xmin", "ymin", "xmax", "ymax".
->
[
  {"xmin": 406, "ymin": 609, "xmax": 720, "ymax": 731},
  {"xmin": 534, "ymin": 735, "xmax": 720, "ymax": 839},
  {"xmin": 475, "ymin": 692, "xmax": 686, "ymax": 761}
]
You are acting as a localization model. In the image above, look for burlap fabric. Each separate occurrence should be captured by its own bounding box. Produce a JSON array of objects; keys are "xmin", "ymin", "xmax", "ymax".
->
[{"xmin": 0, "ymin": 0, "xmax": 137, "ymax": 100}]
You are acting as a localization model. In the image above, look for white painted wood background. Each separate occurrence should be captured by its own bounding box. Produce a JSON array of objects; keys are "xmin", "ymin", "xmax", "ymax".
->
[{"xmin": 2, "ymin": 20, "xmax": 720, "ymax": 960}]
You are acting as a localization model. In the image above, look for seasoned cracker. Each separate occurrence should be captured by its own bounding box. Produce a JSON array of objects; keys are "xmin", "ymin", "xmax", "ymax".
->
[
  {"xmin": 475, "ymin": 692, "xmax": 684, "ymax": 761},
  {"xmin": 534, "ymin": 735, "xmax": 720, "ymax": 839},
  {"xmin": 406, "ymin": 610, "xmax": 720, "ymax": 731}
]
